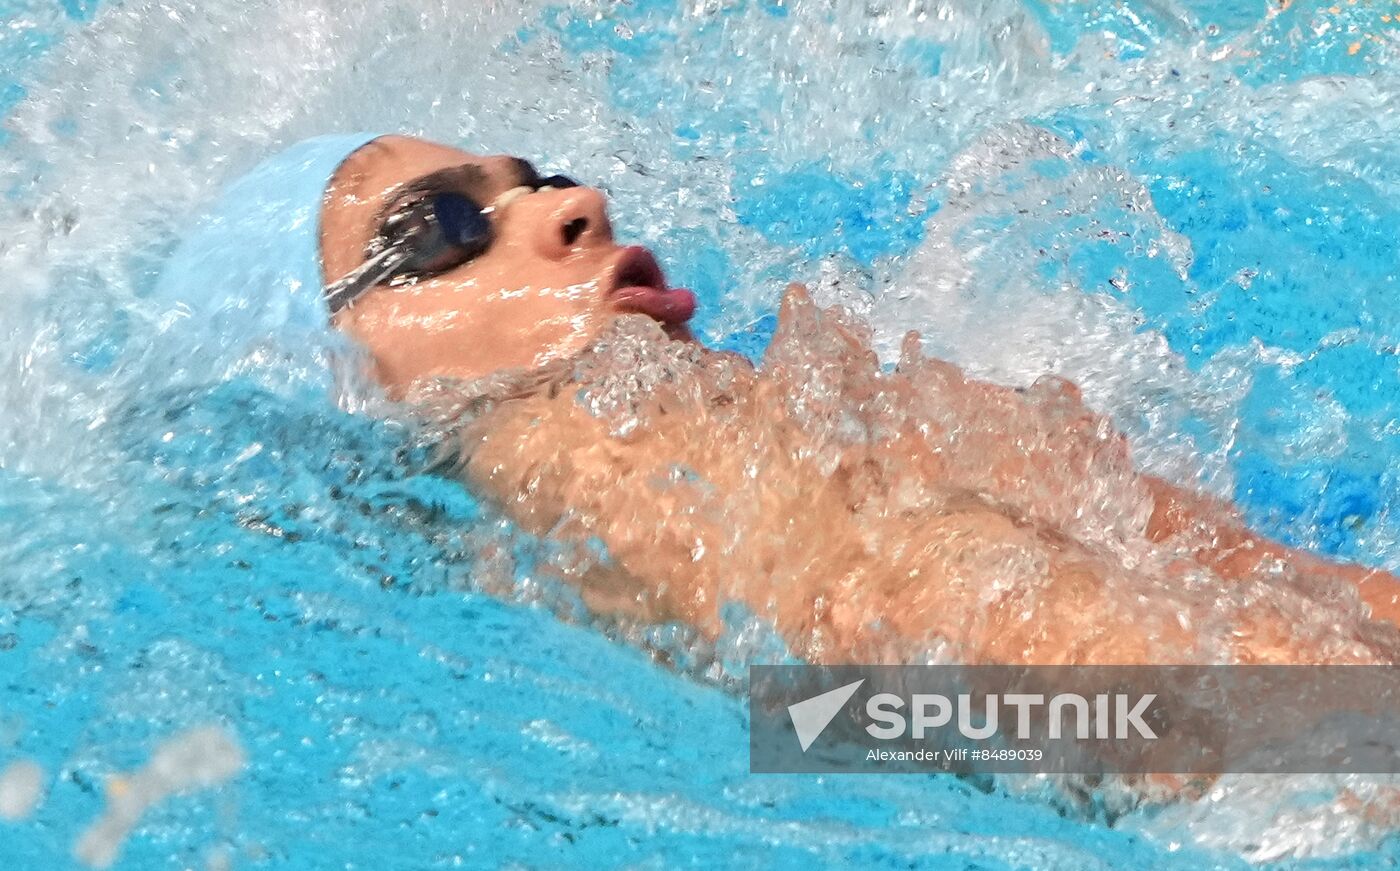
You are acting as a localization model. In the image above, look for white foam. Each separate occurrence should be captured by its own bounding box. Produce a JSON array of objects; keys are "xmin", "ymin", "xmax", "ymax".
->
[
  {"xmin": 0, "ymin": 758, "xmax": 45, "ymax": 821},
  {"xmin": 73, "ymin": 726, "xmax": 245, "ymax": 869}
]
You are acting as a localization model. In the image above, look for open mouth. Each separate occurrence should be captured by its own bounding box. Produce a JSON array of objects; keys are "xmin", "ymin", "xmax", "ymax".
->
[{"xmin": 608, "ymin": 246, "xmax": 697, "ymax": 328}]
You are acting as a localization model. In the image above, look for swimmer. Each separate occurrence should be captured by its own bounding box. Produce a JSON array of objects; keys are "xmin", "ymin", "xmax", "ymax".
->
[{"xmin": 160, "ymin": 134, "xmax": 1400, "ymax": 669}]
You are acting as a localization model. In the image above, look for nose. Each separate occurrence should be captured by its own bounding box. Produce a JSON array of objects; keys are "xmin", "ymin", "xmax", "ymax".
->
[{"xmin": 514, "ymin": 185, "xmax": 614, "ymax": 260}]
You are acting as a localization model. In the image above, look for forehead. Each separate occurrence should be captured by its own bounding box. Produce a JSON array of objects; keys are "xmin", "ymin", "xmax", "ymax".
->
[
  {"xmin": 338, "ymin": 135, "xmax": 491, "ymax": 195},
  {"xmin": 319, "ymin": 135, "xmax": 517, "ymax": 281}
]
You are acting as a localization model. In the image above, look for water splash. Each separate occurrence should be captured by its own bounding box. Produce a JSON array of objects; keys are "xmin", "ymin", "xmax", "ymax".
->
[
  {"xmin": 2, "ymin": 0, "xmax": 1400, "ymax": 866},
  {"xmin": 0, "ymin": 760, "xmax": 45, "ymax": 822},
  {"xmin": 73, "ymin": 727, "xmax": 244, "ymax": 869}
]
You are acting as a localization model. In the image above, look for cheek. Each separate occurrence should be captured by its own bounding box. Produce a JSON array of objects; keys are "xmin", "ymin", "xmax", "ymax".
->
[
  {"xmin": 468, "ymin": 247, "xmax": 611, "ymax": 301},
  {"xmin": 340, "ymin": 263, "xmax": 617, "ymax": 389},
  {"xmin": 453, "ymin": 258, "xmax": 611, "ymax": 342}
]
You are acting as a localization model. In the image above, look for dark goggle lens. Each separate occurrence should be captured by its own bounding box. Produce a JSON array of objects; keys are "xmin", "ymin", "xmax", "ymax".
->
[{"xmin": 392, "ymin": 191, "xmax": 491, "ymax": 276}]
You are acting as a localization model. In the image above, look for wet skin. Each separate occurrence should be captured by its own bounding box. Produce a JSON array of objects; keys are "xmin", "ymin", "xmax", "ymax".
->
[
  {"xmin": 321, "ymin": 135, "xmax": 695, "ymax": 395},
  {"xmin": 320, "ymin": 135, "xmax": 1400, "ymax": 670}
]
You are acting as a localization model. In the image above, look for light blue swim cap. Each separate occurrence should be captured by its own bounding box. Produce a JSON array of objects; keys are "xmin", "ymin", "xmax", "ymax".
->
[{"xmin": 152, "ymin": 133, "xmax": 380, "ymax": 384}]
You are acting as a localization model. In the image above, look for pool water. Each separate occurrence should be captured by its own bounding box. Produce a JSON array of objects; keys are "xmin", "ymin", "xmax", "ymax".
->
[{"xmin": 2, "ymin": 0, "xmax": 1400, "ymax": 867}]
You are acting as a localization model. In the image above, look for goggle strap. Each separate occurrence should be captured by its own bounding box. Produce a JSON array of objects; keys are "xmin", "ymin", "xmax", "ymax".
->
[{"xmin": 323, "ymin": 242, "xmax": 415, "ymax": 314}]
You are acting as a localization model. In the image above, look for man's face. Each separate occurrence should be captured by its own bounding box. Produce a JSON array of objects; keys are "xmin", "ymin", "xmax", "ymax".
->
[{"xmin": 320, "ymin": 135, "xmax": 695, "ymax": 396}]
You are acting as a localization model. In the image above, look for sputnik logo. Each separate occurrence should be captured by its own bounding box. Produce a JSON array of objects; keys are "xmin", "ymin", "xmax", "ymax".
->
[{"xmin": 786, "ymin": 679, "xmax": 865, "ymax": 752}]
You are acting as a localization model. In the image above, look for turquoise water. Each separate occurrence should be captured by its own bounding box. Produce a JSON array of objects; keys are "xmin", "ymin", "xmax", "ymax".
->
[{"xmin": 3, "ymin": 0, "xmax": 1400, "ymax": 867}]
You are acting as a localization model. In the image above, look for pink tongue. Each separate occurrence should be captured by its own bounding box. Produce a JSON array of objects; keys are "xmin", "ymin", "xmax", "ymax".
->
[{"xmin": 614, "ymin": 286, "xmax": 697, "ymax": 325}]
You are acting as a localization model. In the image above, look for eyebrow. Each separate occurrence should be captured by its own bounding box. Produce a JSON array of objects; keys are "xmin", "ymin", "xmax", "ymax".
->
[{"xmin": 509, "ymin": 157, "xmax": 543, "ymax": 188}]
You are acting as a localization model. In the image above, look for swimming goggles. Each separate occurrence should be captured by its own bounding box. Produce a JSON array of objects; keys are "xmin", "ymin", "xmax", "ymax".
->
[{"xmin": 323, "ymin": 170, "xmax": 578, "ymax": 314}]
